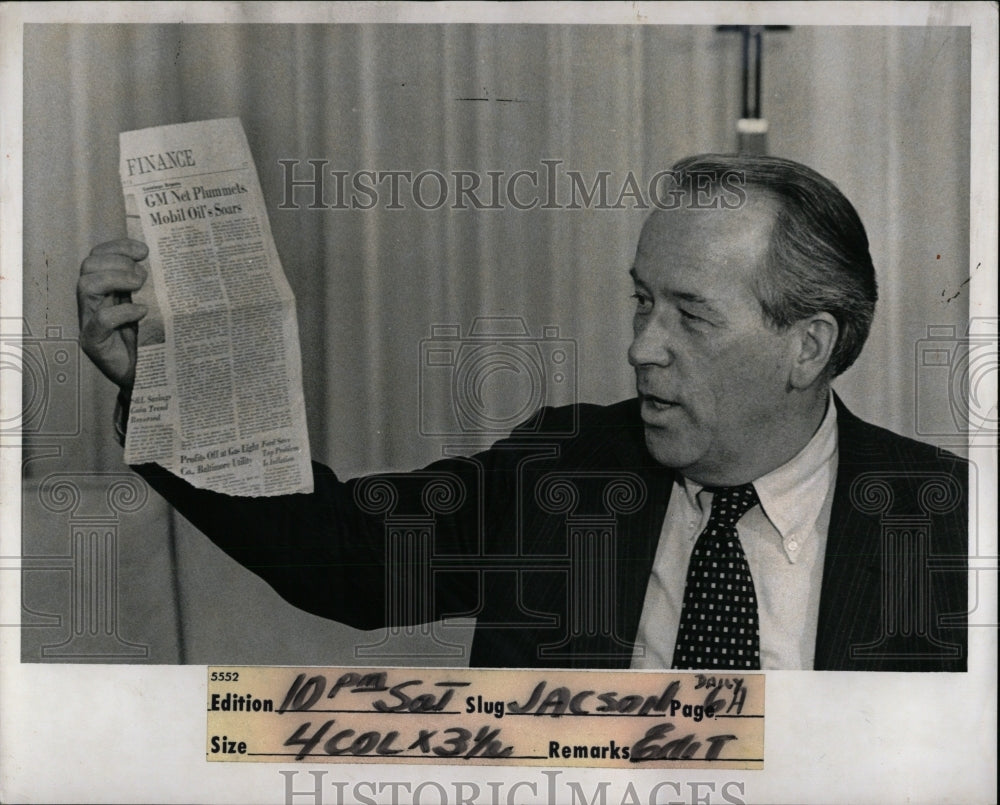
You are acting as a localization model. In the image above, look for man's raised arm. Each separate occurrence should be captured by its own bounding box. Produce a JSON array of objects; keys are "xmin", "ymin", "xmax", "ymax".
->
[{"xmin": 74, "ymin": 242, "xmax": 486, "ymax": 632}]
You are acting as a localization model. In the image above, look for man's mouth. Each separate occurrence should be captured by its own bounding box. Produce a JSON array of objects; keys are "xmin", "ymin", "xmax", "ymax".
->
[{"xmin": 640, "ymin": 392, "xmax": 680, "ymax": 413}]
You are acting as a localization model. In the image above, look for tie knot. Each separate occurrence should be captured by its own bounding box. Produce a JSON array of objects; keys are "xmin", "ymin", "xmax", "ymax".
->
[{"xmin": 706, "ymin": 483, "xmax": 759, "ymax": 528}]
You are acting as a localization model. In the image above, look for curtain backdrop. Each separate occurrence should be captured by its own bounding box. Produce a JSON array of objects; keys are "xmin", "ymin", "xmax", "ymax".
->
[{"xmin": 21, "ymin": 24, "xmax": 970, "ymax": 663}]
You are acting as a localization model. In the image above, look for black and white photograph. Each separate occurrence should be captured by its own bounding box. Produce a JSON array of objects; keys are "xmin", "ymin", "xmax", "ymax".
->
[{"xmin": 1, "ymin": 2, "xmax": 996, "ymax": 804}]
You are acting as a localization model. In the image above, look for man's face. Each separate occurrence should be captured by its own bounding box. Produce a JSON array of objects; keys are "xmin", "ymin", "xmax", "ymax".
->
[{"xmin": 628, "ymin": 195, "xmax": 804, "ymax": 485}]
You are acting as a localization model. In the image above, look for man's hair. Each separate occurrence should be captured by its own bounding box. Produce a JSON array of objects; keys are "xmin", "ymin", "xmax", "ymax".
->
[{"xmin": 671, "ymin": 153, "xmax": 878, "ymax": 377}]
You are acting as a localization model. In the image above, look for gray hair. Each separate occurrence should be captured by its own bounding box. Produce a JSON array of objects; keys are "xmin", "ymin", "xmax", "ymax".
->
[{"xmin": 671, "ymin": 153, "xmax": 878, "ymax": 377}]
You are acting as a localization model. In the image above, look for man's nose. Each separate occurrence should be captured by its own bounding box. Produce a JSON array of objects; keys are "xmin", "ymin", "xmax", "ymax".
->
[{"xmin": 628, "ymin": 317, "xmax": 672, "ymax": 367}]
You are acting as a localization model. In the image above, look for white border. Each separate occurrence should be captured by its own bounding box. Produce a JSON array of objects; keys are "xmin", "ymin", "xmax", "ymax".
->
[{"xmin": 1, "ymin": 3, "xmax": 996, "ymax": 804}]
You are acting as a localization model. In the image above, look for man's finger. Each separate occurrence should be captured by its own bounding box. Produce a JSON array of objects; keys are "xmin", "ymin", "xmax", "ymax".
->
[
  {"xmin": 80, "ymin": 250, "xmax": 147, "ymax": 276},
  {"xmin": 91, "ymin": 302, "xmax": 148, "ymax": 334},
  {"xmin": 78, "ymin": 268, "xmax": 146, "ymax": 299},
  {"xmin": 88, "ymin": 238, "xmax": 149, "ymax": 261}
]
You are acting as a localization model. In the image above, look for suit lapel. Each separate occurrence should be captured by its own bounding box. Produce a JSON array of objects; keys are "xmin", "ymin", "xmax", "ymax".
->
[
  {"xmin": 814, "ymin": 397, "xmax": 884, "ymax": 670},
  {"xmin": 604, "ymin": 401, "xmax": 677, "ymax": 666},
  {"xmin": 532, "ymin": 399, "xmax": 676, "ymax": 668}
]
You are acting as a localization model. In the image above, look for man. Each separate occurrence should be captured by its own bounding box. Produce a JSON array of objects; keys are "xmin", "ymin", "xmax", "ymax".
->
[{"xmin": 77, "ymin": 154, "xmax": 968, "ymax": 670}]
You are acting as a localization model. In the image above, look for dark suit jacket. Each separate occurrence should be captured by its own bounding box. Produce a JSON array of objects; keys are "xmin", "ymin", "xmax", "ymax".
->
[{"xmin": 135, "ymin": 396, "xmax": 968, "ymax": 671}]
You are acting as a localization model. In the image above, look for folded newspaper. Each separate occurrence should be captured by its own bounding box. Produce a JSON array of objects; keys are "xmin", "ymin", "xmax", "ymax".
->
[{"xmin": 120, "ymin": 118, "xmax": 313, "ymax": 496}]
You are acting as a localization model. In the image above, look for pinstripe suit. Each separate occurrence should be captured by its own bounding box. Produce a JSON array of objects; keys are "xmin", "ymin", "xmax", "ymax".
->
[{"xmin": 135, "ymin": 395, "xmax": 968, "ymax": 670}]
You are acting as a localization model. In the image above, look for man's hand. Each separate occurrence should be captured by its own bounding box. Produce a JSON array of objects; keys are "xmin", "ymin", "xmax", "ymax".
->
[{"xmin": 77, "ymin": 239, "xmax": 149, "ymax": 394}]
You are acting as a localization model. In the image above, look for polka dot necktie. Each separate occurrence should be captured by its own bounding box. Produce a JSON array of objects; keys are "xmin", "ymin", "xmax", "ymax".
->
[{"xmin": 672, "ymin": 483, "xmax": 761, "ymax": 670}]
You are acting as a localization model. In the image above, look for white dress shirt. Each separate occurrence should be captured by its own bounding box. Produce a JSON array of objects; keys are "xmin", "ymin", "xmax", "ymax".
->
[{"xmin": 631, "ymin": 396, "xmax": 839, "ymax": 670}]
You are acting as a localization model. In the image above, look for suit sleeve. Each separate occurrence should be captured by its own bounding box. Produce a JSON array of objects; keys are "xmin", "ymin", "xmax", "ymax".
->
[{"xmin": 131, "ymin": 431, "xmax": 529, "ymax": 631}]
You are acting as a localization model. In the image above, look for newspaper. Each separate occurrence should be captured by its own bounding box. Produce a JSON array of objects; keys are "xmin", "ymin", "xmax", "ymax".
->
[{"xmin": 119, "ymin": 117, "xmax": 313, "ymax": 496}]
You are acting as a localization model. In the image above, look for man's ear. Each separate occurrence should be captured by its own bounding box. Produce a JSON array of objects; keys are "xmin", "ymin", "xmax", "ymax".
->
[{"xmin": 789, "ymin": 312, "xmax": 838, "ymax": 389}]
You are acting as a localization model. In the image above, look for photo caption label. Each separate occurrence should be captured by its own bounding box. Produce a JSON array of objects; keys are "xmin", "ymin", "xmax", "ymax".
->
[{"xmin": 206, "ymin": 666, "xmax": 764, "ymax": 768}]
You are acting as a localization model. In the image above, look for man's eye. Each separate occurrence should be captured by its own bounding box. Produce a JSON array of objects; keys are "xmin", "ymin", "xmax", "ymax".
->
[
  {"xmin": 679, "ymin": 308, "xmax": 704, "ymax": 324},
  {"xmin": 631, "ymin": 292, "xmax": 652, "ymax": 312}
]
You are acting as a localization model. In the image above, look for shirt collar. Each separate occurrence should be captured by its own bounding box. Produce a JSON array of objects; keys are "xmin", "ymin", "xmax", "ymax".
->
[
  {"xmin": 752, "ymin": 393, "xmax": 839, "ymax": 560},
  {"xmin": 680, "ymin": 394, "xmax": 839, "ymax": 562}
]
